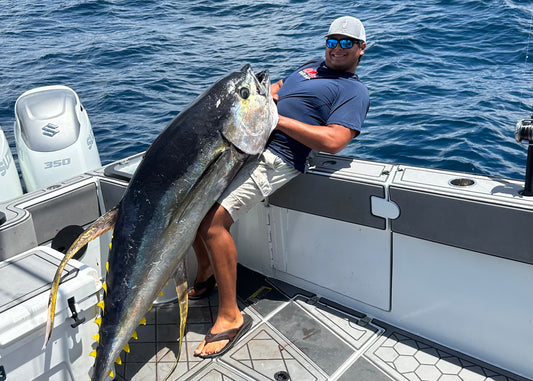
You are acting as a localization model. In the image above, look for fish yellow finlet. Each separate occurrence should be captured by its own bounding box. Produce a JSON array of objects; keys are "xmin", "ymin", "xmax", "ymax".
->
[
  {"xmin": 139, "ymin": 317, "xmax": 147, "ymax": 325},
  {"xmin": 132, "ymin": 331, "xmax": 138, "ymax": 340},
  {"xmin": 106, "ymin": 262, "xmax": 109, "ymax": 272},
  {"xmin": 158, "ymin": 290, "xmax": 163, "ymax": 296},
  {"xmin": 90, "ymin": 350, "xmax": 97, "ymax": 357},
  {"xmin": 102, "ymin": 282, "xmax": 107, "ymax": 293},
  {"xmin": 93, "ymin": 333, "xmax": 100, "ymax": 342},
  {"xmin": 95, "ymin": 317, "xmax": 102, "ymax": 327},
  {"xmin": 115, "ymin": 356, "xmax": 122, "ymax": 365},
  {"xmin": 108, "ymin": 242, "xmax": 112, "ymax": 249},
  {"xmin": 123, "ymin": 343, "xmax": 130, "ymax": 353},
  {"xmin": 109, "ymin": 370, "xmax": 114, "ymax": 378},
  {"xmin": 97, "ymin": 301, "xmax": 105, "ymax": 310}
]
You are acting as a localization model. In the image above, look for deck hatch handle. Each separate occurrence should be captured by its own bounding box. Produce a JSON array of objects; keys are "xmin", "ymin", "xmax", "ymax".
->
[{"xmin": 371, "ymin": 196, "xmax": 400, "ymax": 220}]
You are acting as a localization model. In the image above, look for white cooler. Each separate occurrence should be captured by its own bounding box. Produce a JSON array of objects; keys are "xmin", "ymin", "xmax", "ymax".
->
[{"xmin": 0, "ymin": 246, "xmax": 101, "ymax": 381}]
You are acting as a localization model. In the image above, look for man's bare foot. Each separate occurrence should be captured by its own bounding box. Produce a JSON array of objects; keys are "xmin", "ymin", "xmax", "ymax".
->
[
  {"xmin": 194, "ymin": 314, "xmax": 245, "ymax": 357},
  {"xmin": 188, "ymin": 273, "xmax": 216, "ymax": 299}
]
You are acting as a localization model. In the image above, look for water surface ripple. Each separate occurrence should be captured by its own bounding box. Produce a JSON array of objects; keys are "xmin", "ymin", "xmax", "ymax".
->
[{"xmin": 0, "ymin": 0, "xmax": 532, "ymax": 180}]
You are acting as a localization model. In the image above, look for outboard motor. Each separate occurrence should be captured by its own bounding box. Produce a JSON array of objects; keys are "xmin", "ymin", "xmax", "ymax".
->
[
  {"xmin": 14, "ymin": 85, "xmax": 101, "ymax": 192},
  {"xmin": 0, "ymin": 125, "xmax": 23, "ymax": 202}
]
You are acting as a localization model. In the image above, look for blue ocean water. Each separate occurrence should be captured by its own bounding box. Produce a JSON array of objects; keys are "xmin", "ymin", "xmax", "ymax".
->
[{"xmin": 0, "ymin": 0, "xmax": 532, "ymax": 180}]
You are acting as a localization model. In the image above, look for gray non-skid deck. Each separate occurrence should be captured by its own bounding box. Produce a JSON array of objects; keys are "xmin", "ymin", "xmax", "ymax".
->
[{"xmin": 115, "ymin": 266, "xmax": 527, "ymax": 381}]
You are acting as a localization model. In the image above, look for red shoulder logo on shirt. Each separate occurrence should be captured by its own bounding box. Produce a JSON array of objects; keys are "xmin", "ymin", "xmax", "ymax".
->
[{"xmin": 299, "ymin": 67, "xmax": 318, "ymax": 79}]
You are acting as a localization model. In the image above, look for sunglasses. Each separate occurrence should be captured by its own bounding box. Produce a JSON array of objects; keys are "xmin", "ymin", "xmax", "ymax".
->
[{"xmin": 326, "ymin": 38, "xmax": 358, "ymax": 49}]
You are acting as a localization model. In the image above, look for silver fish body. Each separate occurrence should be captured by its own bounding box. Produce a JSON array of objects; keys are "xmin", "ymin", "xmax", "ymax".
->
[
  {"xmin": 92, "ymin": 65, "xmax": 276, "ymax": 380},
  {"xmin": 91, "ymin": 65, "xmax": 276, "ymax": 380}
]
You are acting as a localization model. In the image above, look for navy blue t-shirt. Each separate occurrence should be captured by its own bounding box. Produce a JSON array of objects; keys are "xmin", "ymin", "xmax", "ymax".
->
[{"xmin": 267, "ymin": 59, "xmax": 369, "ymax": 172}]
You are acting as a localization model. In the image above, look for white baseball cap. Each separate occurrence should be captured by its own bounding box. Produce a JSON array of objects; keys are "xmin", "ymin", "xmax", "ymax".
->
[{"xmin": 326, "ymin": 16, "xmax": 366, "ymax": 43}]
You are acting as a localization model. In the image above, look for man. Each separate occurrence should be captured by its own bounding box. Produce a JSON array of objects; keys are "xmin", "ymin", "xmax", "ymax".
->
[{"xmin": 190, "ymin": 15, "xmax": 369, "ymax": 358}]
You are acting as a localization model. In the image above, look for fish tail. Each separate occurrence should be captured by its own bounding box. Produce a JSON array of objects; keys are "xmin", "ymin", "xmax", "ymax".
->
[{"xmin": 43, "ymin": 206, "xmax": 119, "ymax": 349}]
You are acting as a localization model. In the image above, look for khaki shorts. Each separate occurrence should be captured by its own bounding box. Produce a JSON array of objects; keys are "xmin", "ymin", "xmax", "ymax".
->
[{"xmin": 219, "ymin": 148, "xmax": 300, "ymax": 222}]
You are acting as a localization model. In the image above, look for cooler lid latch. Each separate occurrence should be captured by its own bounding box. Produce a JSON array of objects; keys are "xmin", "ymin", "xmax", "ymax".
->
[{"xmin": 68, "ymin": 296, "xmax": 86, "ymax": 328}]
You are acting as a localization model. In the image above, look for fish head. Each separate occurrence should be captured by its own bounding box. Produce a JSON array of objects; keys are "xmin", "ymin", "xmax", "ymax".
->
[{"xmin": 221, "ymin": 64, "xmax": 278, "ymax": 155}]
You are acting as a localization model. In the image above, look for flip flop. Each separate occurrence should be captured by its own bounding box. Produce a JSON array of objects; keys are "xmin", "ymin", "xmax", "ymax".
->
[
  {"xmin": 188, "ymin": 274, "xmax": 216, "ymax": 300},
  {"xmin": 196, "ymin": 314, "xmax": 253, "ymax": 359}
]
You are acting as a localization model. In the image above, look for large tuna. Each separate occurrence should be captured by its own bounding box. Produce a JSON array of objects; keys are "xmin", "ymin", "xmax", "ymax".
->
[{"xmin": 44, "ymin": 64, "xmax": 277, "ymax": 380}]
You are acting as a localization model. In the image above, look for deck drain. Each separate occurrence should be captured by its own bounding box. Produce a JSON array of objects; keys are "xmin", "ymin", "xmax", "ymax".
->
[{"xmin": 274, "ymin": 371, "xmax": 290, "ymax": 380}]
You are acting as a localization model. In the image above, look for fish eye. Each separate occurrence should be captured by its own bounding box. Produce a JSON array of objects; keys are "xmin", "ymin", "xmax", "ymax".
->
[{"xmin": 239, "ymin": 87, "xmax": 250, "ymax": 99}]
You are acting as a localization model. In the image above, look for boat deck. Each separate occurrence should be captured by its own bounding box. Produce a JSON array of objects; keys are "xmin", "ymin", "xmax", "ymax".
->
[{"xmin": 114, "ymin": 265, "xmax": 527, "ymax": 381}]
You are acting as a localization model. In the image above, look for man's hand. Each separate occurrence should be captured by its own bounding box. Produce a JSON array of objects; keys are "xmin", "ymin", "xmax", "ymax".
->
[{"xmin": 270, "ymin": 80, "xmax": 283, "ymax": 103}]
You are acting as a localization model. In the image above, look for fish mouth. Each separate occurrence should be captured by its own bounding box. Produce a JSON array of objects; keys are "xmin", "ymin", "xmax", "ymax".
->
[
  {"xmin": 255, "ymin": 70, "xmax": 270, "ymax": 95},
  {"xmin": 239, "ymin": 64, "xmax": 270, "ymax": 96}
]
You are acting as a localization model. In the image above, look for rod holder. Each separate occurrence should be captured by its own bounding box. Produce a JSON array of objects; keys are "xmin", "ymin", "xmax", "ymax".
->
[{"xmin": 515, "ymin": 118, "xmax": 533, "ymax": 196}]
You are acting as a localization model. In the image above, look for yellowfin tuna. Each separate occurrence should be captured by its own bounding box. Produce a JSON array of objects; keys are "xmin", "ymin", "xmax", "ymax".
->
[{"xmin": 44, "ymin": 65, "xmax": 277, "ymax": 381}]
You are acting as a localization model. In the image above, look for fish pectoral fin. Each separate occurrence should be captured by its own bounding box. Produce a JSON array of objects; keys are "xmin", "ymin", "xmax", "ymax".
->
[
  {"xmin": 166, "ymin": 145, "xmax": 230, "ymax": 229},
  {"xmin": 43, "ymin": 206, "xmax": 119, "ymax": 349}
]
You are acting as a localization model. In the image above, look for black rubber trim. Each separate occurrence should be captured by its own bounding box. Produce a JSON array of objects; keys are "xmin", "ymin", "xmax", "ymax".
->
[
  {"xmin": 390, "ymin": 187, "xmax": 533, "ymax": 264},
  {"xmin": 269, "ymin": 173, "xmax": 386, "ymax": 230}
]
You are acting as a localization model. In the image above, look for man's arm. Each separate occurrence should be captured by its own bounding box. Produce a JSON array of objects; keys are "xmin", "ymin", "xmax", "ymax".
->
[
  {"xmin": 275, "ymin": 115, "xmax": 359, "ymax": 154},
  {"xmin": 270, "ymin": 79, "xmax": 360, "ymax": 154}
]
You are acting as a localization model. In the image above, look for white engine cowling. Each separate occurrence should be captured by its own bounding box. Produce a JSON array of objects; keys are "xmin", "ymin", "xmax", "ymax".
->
[
  {"xmin": 0, "ymin": 125, "xmax": 23, "ymax": 202},
  {"xmin": 14, "ymin": 85, "xmax": 101, "ymax": 192}
]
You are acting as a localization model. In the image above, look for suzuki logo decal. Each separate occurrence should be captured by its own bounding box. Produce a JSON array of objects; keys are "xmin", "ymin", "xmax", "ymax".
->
[{"xmin": 42, "ymin": 123, "xmax": 60, "ymax": 137}]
